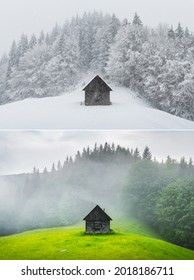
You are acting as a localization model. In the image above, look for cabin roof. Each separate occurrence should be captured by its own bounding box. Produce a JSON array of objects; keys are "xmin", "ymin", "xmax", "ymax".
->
[
  {"xmin": 83, "ymin": 205, "xmax": 112, "ymax": 221},
  {"xmin": 83, "ymin": 75, "xmax": 112, "ymax": 92}
]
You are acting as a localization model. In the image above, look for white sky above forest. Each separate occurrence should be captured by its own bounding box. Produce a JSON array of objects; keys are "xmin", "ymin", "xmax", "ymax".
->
[
  {"xmin": 0, "ymin": 0, "xmax": 194, "ymax": 56},
  {"xmin": 0, "ymin": 130, "xmax": 194, "ymax": 175}
]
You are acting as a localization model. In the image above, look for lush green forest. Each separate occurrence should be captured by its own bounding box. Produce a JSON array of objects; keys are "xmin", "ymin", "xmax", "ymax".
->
[
  {"xmin": 122, "ymin": 156, "xmax": 194, "ymax": 249},
  {"xmin": 0, "ymin": 142, "xmax": 194, "ymax": 250}
]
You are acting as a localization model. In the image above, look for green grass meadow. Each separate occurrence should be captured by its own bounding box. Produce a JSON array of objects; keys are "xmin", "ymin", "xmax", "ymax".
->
[{"xmin": 0, "ymin": 220, "xmax": 194, "ymax": 260}]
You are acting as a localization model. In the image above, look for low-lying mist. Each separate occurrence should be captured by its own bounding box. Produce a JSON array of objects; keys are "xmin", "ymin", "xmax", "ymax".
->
[{"xmin": 0, "ymin": 143, "xmax": 133, "ymax": 235}]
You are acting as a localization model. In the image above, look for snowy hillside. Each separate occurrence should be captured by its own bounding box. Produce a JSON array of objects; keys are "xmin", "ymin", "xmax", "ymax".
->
[
  {"xmin": 1, "ymin": 13, "xmax": 194, "ymax": 121},
  {"xmin": 0, "ymin": 85, "xmax": 194, "ymax": 129}
]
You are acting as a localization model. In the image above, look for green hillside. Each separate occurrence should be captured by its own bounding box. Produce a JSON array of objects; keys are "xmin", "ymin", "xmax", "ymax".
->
[{"xmin": 0, "ymin": 220, "xmax": 194, "ymax": 260}]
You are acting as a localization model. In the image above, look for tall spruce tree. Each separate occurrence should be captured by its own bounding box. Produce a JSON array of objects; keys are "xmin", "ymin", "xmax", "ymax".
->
[
  {"xmin": 132, "ymin": 12, "xmax": 143, "ymax": 26},
  {"xmin": 175, "ymin": 22, "xmax": 184, "ymax": 39},
  {"xmin": 29, "ymin": 34, "xmax": 37, "ymax": 49},
  {"xmin": 142, "ymin": 146, "xmax": 152, "ymax": 160}
]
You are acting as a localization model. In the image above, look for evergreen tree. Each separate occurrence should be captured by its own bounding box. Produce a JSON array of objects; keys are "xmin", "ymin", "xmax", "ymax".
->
[
  {"xmin": 43, "ymin": 167, "xmax": 48, "ymax": 174},
  {"xmin": 175, "ymin": 22, "xmax": 184, "ymax": 39},
  {"xmin": 45, "ymin": 33, "xmax": 50, "ymax": 45},
  {"xmin": 165, "ymin": 155, "xmax": 177, "ymax": 165},
  {"xmin": 133, "ymin": 147, "xmax": 141, "ymax": 160},
  {"xmin": 156, "ymin": 178, "xmax": 194, "ymax": 249},
  {"xmin": 142, "ymin": 146, "xmax": 152, "ymax": 160},
  {"xmin": 91, "ymin": 14, "xmax": 120, "ymax": 72},
  {"xmin": 49, "ymin": 24, "xmax": 60, "ymax": 45},
  {"xmin": 179, "ymin": 156, "xmax": 188, "ymax": 176},
  {"xmin": 122, "ymin": 18, "xmax": 129, "ymax": 26},
  {"xmin": 16, "ymin": 34, "xmax": 29, "ymax": 63},
  {"xmin": 111, "ymin": 143, "xmax": 115, "ymax": 153},
  {"xmin": 0, "ymin": 58, "xmax": 8, "ymax": 103},
  {"xmin": 107, "ymin": 22, "xmax": 147, "ymax": 90},
  {"xmin": 45, "ymin": 30, "xmax": 80, "ymax": 94},
  {"xmin": 65, "ymin": 156, "xmax": 69, "ymax": 165},
  {"xmin": 184, "ymin": 27, "xmax": 190, "ymax": 38},
  {"xmin": 29, "ymin": 34, "xmax": 37, "ymax": 49},
  {"xmin": 132, "ymin": 12, "xmax": 143, "ymax": 26},
  {"xmin": 51, "ymin": 163, "xmax": 56, "ymax": 172},
  {"xmin": 38, "ymin": 30, "xmax": 45, "ymax": 45},
  {"xmin": 6, "ymin": 43, "xmax": 50, "ymax": 100},
  {"xmin": 69, "ymin": 156, "xmax": 73, "ymax": 164},
  {"xmin": 75, "ymin": 151, "xmax": 82, "ymax": 162},
  {"xmin": 8, "ymin": 41, "xmax": 18, "ymax": 68},
  {"xmin": 188, "ymin": 158, "xmax": 194, "ymax": 175},
  {"xmin": 168, "ymin": 26, "xmax": 175, "ymax": 39},
  {"xmin": 0, "ymin": 54, "xmax": 8, "ymax": 65},
  {"xmin": 5, "ymin": 40, "xmax": 18, "ymax": 86},
  {"xmin": 57, "ymin": 160, "xmax": 62, "ymax": 171}
]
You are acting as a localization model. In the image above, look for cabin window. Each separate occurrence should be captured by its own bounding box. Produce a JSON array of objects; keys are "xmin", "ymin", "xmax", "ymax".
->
[{"xmin": 94, "ymin": 221, "xmax": 102, "ymax": 230}]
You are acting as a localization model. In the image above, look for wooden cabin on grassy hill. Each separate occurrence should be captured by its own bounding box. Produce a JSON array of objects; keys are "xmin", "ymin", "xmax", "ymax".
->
[
  {"xmin": 83, "ymin": 205, "xmax": 112, "ymax": 234},
  {"xmin": 83, "ymin": 75, "xmax": 112, "ymax": 106}
]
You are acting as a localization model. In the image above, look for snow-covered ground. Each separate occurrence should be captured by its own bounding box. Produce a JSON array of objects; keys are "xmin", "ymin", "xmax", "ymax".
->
[{"xmin": 0, "ymin": 86, "xmax": 194, "ymax": 129}]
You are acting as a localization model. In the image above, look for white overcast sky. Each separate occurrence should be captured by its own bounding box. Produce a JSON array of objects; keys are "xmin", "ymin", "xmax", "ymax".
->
[
  {"xmin": 0, "ymin": 130, "xmax": 194, "ymax": 175},
  {"xmin": 0, "ymin": 0, "xmax": 194, "ymax": 56}
]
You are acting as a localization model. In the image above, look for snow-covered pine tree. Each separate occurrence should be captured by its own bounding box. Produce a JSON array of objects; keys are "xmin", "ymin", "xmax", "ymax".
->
[
  {"xmin": 5, "ymin": 40, "xmax": 18, "ymax": 83},
  {"xmin": 7, "ymin": 43, "xmax": 51, "ymax": 100},
  {"xmin": 106, "ymin": 22, "xmax": 148, "ymax": 91},
  {"xmin": 0, "ymin": 55, "xmax": 8, "ymax": 104},
  {"xmin": 45, "ymin": 33, "xmax": 50, "ymax": 45},
  {"xmin": 45, "ymin": 28, "xmax": 80, "ymax": 94},
  {"xmin": 168, "ymin": 26, "xmax": 175, "ymax": 39},
  {"xmin": 38, "ymin": 30, "xmax": 45, "ymax": 45},
  {"xmin": 15, "ymin": 34, "xmax": 29, "ymax": 65},
  {"xmin": 169, "ymin": 69, "xmax": 194, "ymax": 120},
  {"xmin": 29, "ymin": 34, "xmax": 37, "ymax": 49},
  {"xmin": 90, "ymin": 14, "xmax": 120, "ymax": 72},
  {"xmin": 175, "ymin": 22, "xmax": 184, "ymax": 39},
  {"xmin": 49, "ymin": 24, "xmax": 61, "ymax": 45},
  {"xmin": 4, "ymin": 34, "xmax": 29, "ymax": 98},
  {"xmin": 79, "ymin": 12, "xmax": 95, "ymax": 69},
  {"xmin": 132, "ymin": 12, "xmax": 143, "ymax": 26}
]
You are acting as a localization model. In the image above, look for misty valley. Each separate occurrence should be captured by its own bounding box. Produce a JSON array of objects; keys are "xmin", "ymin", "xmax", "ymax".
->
[{"xmin": 0, "ymin": 142, "xmax": 194, "ymax": 254}]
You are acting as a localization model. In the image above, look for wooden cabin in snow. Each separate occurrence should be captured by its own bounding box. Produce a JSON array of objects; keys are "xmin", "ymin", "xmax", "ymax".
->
[
  {"xmin": 83, "ymin": 205, "xmax": 112, "ymax": 234},
  {"xmin": 83, "ymin": 75, "xmax": 112, "ymax": 106}
]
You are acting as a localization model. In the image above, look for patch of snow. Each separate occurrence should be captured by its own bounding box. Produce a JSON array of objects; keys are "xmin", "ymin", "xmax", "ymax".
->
[{"xmin": 0, "ymin": 86, "xmax": 194, "ymax": 129}]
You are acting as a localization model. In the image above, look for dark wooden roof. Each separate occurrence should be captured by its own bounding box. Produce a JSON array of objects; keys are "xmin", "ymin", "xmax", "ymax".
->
[
  {"xmin": 83, "ymin": 205, "xmax": 112, "ymax": 221},
  {"xmin": 83, "ymin": 75, "xmax": 112, "ymax": 92}
]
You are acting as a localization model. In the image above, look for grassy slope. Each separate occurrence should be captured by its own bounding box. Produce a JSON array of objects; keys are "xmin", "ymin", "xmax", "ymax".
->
[{"xmin": 0, "ymin": 220, "xmax": 194, "ymax": 260}]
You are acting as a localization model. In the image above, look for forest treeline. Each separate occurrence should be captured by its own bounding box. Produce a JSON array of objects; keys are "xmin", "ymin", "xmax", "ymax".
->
[
  {"xmin": 0, "ymin": 12, "xmax": 194, "ymax": 120},
  {"xmin": 0, "ymin": 142, "xmax": 194, "ymax": 250}
]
